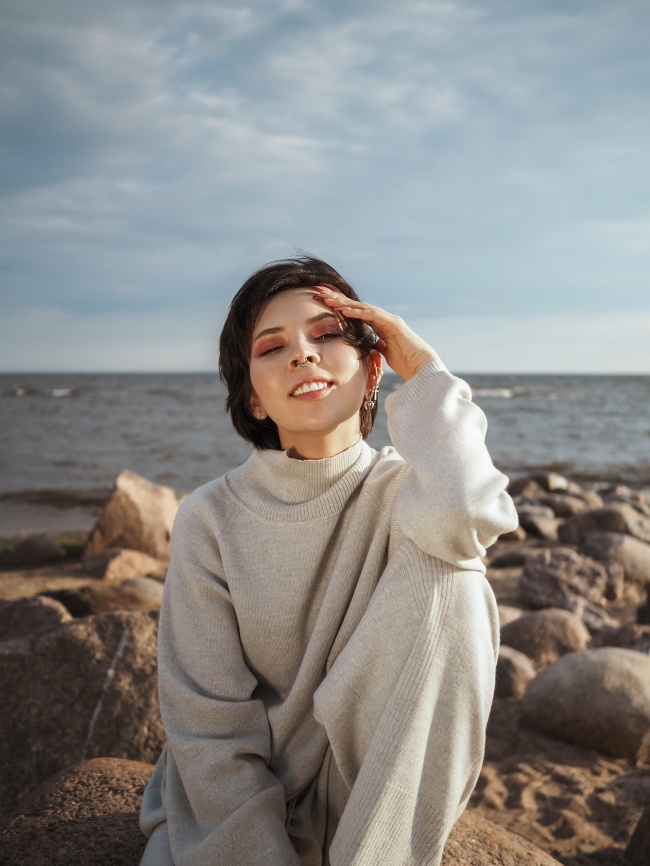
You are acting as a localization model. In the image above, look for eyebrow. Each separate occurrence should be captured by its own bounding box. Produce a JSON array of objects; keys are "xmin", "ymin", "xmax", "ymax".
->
[{"xmin": 252, "ymin": 312, "xmax": 341, "ymax": 342}]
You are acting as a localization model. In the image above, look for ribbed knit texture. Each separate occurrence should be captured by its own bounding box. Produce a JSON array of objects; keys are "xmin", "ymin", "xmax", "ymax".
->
[{"xmin": 139, "ymin": 361, "xmax": 518, "ymax": 866}]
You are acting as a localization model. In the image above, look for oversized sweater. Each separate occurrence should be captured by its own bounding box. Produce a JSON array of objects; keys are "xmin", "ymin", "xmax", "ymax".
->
[{"xmin": 142, "ymin": 360, "xmax": 518, "ymax": 865}]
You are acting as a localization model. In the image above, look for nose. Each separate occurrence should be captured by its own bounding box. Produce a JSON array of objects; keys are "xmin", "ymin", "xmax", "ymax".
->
[
  {"xmin": 290, "ymin": 334, "xmax": 320, "ymax": 368},
  {"xmin": 292, "ymin": 350, "xmax": 319, "ymax": 368}
]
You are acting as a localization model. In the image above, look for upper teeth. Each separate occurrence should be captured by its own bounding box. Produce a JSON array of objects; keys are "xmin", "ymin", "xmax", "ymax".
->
[{"xmin": 292, "ymin": 381, "xmax": 330, "ymax": 397}]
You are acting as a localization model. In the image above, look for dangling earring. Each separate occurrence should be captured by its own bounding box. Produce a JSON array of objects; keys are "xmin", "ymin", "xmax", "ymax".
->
[
  {"xmin": 364, "ymin": 367, "xmax": 382, "ymax": 413},
  {"xmin": 363, "ymin": 383, "xmax": 379, "ymax": 413}
]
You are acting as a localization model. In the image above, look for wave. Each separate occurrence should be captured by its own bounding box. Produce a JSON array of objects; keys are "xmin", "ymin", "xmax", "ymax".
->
[
  {"xmin": 473, "ymin": 385, "xmax": 586, "ymax": 402},
  {"xmin": 473, "ymin": 387, "xmax": 516, "ymax": 399},
  {"xmin": 9, "ymin": 385, "xmax": 76, "ymax": 398}
]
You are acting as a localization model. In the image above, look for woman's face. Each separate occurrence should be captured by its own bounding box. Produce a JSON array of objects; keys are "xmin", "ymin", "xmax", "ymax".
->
[{"xmin": 249, "ymin": 288, "xmax": 376, "ymax": 458}]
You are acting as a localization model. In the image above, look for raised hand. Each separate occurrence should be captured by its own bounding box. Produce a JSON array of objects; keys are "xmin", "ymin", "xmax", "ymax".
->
[{"xmin": 312, "ymin": 285, "xmax": 440, "ymax": 381}]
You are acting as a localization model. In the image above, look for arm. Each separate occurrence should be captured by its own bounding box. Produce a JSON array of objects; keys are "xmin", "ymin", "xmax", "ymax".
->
[
  {"xmin": 313, "ymin": 287, "xmax": 518, "ymax": 569},
  {"xmin": 157, "ymin": 493, "xmax": 300, "ymax": 866},
  {"xmin": 385, "ymin": 360, "xmax": 518, "ymax": 569}
]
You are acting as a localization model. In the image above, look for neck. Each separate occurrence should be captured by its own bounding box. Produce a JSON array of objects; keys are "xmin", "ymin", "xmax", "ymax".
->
[{"xmin": 281, "ymin": 425, "xmax": 362, "ymax": 461}]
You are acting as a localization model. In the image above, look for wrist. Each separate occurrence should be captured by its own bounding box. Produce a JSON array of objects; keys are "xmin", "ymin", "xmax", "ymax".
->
[{"xmin": 407, "ymin": 348, "xmax": 441, "ymax": 379}]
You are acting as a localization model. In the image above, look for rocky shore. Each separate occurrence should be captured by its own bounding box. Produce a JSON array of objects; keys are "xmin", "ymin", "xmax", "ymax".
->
[{"xmin": 1, "ymin": 469, "xmax": 649, "ymax": 865}]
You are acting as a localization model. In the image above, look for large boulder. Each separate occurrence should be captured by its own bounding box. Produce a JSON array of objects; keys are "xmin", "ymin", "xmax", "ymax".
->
[
  {"xmin": 84, "ymin": 470, "xmax": 178, "ymax": 561},
  {"xmin": 0, "ymin": 610, "xmax": 162, "ymax": 813},
  {"xmin": 0, "ymin": 758, "xmax": 152, "ymax": 866},
  {"xmin": 520, "ymin": 547, "xmax": 613, "ymax": 609},
  {"xmin": 520, "ymin": 647, "xmax": 650, "ymax": 759},
  {"xmin": 500, "ymin": 608, "xmax": 590, "ymax": 669},
  {"xmin": 558, "ymin": 504, "xmax": 650, "ymax": 546},
  {"xmin": 0, "ymin": 595, "xmax": 72, "ymax": 641},
  {"xmin": 578, "ymin": 532, "xmax": 650, "ymax": 585},
  {"xmin": 495, "ymin": 645, "xmax": 536, "ymax": 699},
  {"xmin": 84, "ymin": 547, "xmax": 167, "ymax": 582},
  {"xmin": 442, "ymin": 809, "xmax": 562, "ymax": 865},
  {"xmin": 44, "ymin": 577, "xmax": 164, "ymax": 617}
]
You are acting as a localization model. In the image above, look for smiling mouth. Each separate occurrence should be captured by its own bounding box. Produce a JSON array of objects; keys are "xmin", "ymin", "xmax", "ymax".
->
[{"xmin": 291, "ymin": 381, "xmax": 333, "ymax": 397}]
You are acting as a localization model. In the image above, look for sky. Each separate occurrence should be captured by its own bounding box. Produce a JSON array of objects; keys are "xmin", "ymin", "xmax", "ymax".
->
[{"xmin": 1, "ymin": 0, "xmax": 649, "ymax": 374}]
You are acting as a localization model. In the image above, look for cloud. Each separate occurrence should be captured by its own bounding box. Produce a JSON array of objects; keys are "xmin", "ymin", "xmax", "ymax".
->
[
  {"xmin": 414, "ymin": 310, "xmax": 650, "ymax": 374},
  {"xmin": 0, "ymin": 303, "xmax": 226, "ymax": 371},
  {"xmin": 1, "ymin": 0, "xmax": 649, "ymax": 369}
]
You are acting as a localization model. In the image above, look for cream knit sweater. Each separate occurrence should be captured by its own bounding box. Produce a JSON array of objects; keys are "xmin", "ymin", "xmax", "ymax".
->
[{"xmin": 140, "ymin": 360, "xmax": 518, "ymax": 866}]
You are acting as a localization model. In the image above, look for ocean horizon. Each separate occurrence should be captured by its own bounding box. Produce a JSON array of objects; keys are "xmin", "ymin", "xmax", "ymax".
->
[{"xmin": 2, "ymin": 370, "xmax": 649, "ymax": 536}]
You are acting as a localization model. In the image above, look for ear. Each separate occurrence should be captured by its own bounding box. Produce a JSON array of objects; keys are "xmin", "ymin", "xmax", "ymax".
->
[
  {"xmin": 366, "ymin": 349, "xmax": 382, "ymax": 389},
  {"xmin": 250, "ymin": 394, "xmax": 267, "ymax": 421}
]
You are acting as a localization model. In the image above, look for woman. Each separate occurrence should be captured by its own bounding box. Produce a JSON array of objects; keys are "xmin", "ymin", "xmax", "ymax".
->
[{"xmin": 139, "ymin": 256, "xmax": 518, "ymax": 866}]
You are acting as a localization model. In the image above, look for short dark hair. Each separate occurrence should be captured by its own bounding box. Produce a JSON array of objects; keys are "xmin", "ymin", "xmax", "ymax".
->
[{"xmin": 219, "ymin": 255, "xmax": 378, "ymax": 449}]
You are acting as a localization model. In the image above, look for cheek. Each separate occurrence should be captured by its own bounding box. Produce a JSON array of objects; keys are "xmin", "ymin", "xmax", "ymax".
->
[{"xmin": 249, "ymin": 363, "xmax": 280, "ymax": 403}]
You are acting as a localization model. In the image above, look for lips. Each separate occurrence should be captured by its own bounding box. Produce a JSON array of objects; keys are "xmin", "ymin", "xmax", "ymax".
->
[{"xmin": 290, "ymin": 377, "xmax": 333, "ymax": 398}]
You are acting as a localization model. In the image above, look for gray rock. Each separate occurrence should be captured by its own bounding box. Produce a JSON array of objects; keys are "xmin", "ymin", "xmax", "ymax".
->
[
  {"xmin": 514, "ymin": 501, "xmax": 559, "ymax": 540},
  {"xmin": 508, "ymin": 476, "xmax": 547, "ymax": 498},
  {"xmin": 489, "ymin": 547, "xmax": 532, "ymax": 568},
  {"xmin": 520, "ymin": 547, "xmax": 610, "ymax": 609},
  {"xmin": 538, "ymin": 492, "xmax": 592, "ymax": 518},
  {"xmin": 578, "ymin": 532, "xmax": 650, "ymax": 585},
  {"xmin": 44, "ymin": 577, "xmax": 164, "ymax": 616},
  {"xmin": 595, "ymin": 623, "xmax": 650, "ymax": 655},
  {"xmin": 558, "ymin": 503, "xmax": 650, "ymax": 546},
  {"xmin": 598, "ymin": 484, "xmax": 650, "ymax": 516},
  {"xmin": 501, "ymin": 608, "xmax": 590, "ymax": 669},
  {"xmin": 517, "ymin": 511, "xmax": 558, "ymax": 541},
  {"xmin": 84, "ymin": 470, "xmax": 178, "ymax": 561},
  {"xmin": 515, "ymin": 499, "xmax": 556, "ymax": 518},
  {"xmin": 0, "ymin": 595, "xmax": 72, "ymax": 642},
  {"xmin": 497, "ymin": 524, "xmax": 527, "ymax": 543},
  {"xmin": 0, "ymin": 609, "xmax": 163, "ymax": 813},
  {"xmin": 0, "ymin": 758, "xmax": 152, "ymax": 866},
  {"xmin": 626, "ymin": 805, "xmax": 650, "ymax": 865},
  {"xmin": 521, "ymin": 647, "xmax": 650, "ymax": 759},
  {"xmin": 84, "ymin": 547, "xmax": 167, "ymax": 582},
  {"xmin": 639, "ymin": 588, "xmax": 650, "ymax": 625},
  {"xmin": 497, "ymin": 604, "xmax": 525, "ymax": 628},
  {"xmin": 2, "ymin": 534, "xmax": 66, "ymax": 568},
  {"xmin": 441, "ymin": 809, "xmax": 563, "ymax": 865},
  {"xmin": 527, "ymin": 472, "xmax": 572, "ymax": 493},
  {"xmin": 495, "ymin": 645, "xmax": 537, "ymax": 699},
  {"xmin": 561, "ymin": 597, "xmax": 619, "ymax": 634}
]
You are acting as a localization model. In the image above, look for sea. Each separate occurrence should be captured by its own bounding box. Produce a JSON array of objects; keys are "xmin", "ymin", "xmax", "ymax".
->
[{"xmin": 1, "ymin": 372, "xmax": 649, "ymax": 536}]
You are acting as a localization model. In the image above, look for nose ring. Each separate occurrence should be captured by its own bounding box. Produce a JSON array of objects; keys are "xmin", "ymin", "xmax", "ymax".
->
[{"xmin": 295, "ymin": 357, "xmax": 311, "ymax": 368}]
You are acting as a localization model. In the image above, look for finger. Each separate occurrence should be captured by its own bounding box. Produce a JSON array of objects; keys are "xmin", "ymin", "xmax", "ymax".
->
[{"xmin": 313, "ymin": 292, "xmax": 367, "ymax": 310}]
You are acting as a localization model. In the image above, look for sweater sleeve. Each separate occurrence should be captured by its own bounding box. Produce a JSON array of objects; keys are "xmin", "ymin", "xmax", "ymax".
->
[
  {"xmin": 385, "ymin": 360, "xmax": 518, "ymax": 571},
  {"xmin": 156, "ymin": 493, "xmax": 300, "ymax": 866}
]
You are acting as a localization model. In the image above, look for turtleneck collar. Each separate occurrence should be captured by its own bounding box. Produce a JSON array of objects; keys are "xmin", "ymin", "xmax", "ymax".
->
[{"xmin": 224, "ymin": 438, "xmax": 373, "ymax": 522}]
